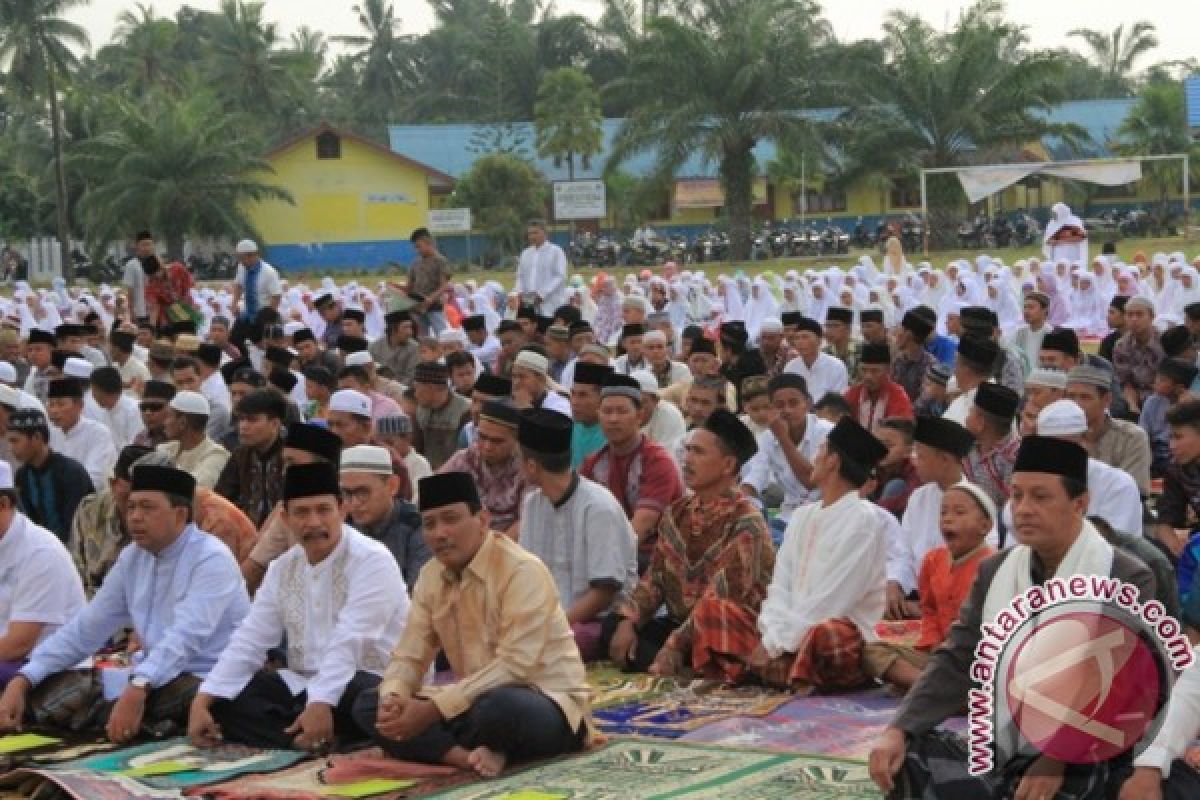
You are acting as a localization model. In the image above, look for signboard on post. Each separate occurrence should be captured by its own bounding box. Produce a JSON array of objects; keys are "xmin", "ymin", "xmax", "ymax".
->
[
  {"xmin": 428, "ymin": 208, "xmax": 472, "ymax": 233},
  {"xmin": 553, "ymin": 180, "xmax": 607, "ymax": 221}
]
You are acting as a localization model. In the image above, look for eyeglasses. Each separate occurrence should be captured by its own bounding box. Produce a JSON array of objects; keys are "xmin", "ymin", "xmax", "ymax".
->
[
  {"xmin": 341, "ymin": 486, "xmax": 375, "ymax": 504},
  {"xmin": 139, "ymin": 403, "xmax": 165, "ymax": 412}
]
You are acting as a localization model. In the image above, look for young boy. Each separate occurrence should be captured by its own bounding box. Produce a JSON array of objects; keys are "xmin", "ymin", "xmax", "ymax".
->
[
  {"xmin": 914, "ymin": 363, "xmax": 950, "ymax": 417},
  {"xmin": 1142, "ymin": 356, "xmax": 1199, "ymax": 478},
  {"xmin": 870, "ymin": 418, "xmax": 919, "ymax": 520},
  {"xmin": 813, "ymin": 392, "xmax": 851, "ymax": 425},
  {"xmin": 1157, "ymin": 399, "xmax": 1200, "ymax": 561},
  {"xmin": 739, "ymin": 376, "xmax": 775, "ymax": 436},
  {"xmin": 864, "ymin": 481, "xmax": 994, "ymax": 691}
]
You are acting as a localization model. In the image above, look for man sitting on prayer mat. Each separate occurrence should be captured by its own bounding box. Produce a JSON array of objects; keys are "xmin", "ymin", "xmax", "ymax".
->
[
  {"xmin": 352, "ymin": 472, "xmax": 592, "ymax": 778},
  {"xmin": 603, "ymin": 410, "xmax": 774, "ymax": 675},
  {"xmin": 869, "ymin": 436, "xmax": 1157, "ymax": 799},
  {"xmin": 188, "ymin": 462, "xmax": 409, "ymax": 751},
  {"xmin": 864, "ymin": 481, "xmax": 995, "ymax": 693},
  {"xmin": 518, "ymin": 408, "xmax": 638, "ymax": 662},
  {"xmin": 0, "ymin": 465, "xmax": 249, "ymax": 743},
  {"xmin": 0, "ymin": 460, "xmax": 85, "ymax": 686},
  {"xmin": 723, "ymin": 416, "xmax": 889, "ymax": 691},
  {"xmin": 889, "ymin": 416, "xmax": 984, "ymax": 620}
]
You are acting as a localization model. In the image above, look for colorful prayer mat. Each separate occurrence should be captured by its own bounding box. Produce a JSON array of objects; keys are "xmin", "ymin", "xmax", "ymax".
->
[
  {"xmin": 593, "ymin": 682, "xmax": 791, "ymax": 738},
  {"xmin": 425, "ymin": 739, "xmax": 882, "ymax": 799},
  {"xmin": 0, "ymin": 737, "xmax": 304, "ymax": 799},
  {"xmin": 682, "ymin": 687, "xmax": 967, "ymax": 759},
  {"xmin": 187, "ymin": 748, "xmax": 475, "ymax": 800},
  {"xmin": 585, "ymin": 664, "xmax": 679, "ymax": 710}
]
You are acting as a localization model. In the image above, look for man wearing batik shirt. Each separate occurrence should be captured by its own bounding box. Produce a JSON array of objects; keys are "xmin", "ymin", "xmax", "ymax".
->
[
  {"xmin": 581, "ymin": 375, "xmax": 684, "ymax": 573},
  {"xmin": 437, "ymin": 400, "xmax": 528, "ymax": 538},
  {"xmin": 961, "ymin": 382, "xmax": 1021, "ymax": 521},
  {"xmin": 605, "ymin": 410, "xmax": 773, "ymax": 674},
  {"xmin": 1113, "ymin": 295, "xmax": 1164, "ymax": 416},
  {"xmin": 693, "ymin": 417, "xmax": 888, "ymax": 690},
  {"xmin": 822, "ymin": 307, "xmax": 861, "ymax": 382}
]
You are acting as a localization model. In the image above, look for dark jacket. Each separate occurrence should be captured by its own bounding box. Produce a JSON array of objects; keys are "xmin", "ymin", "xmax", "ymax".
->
[
  {"xmin": 16, "ymin": 451, "xmax": 95, "ymax": 543},
  {"xmin": 357, "ymin": 499, "xmax": 431, "ymax": 592},
  {"xmin": 215, "ymin": 435, "xmax": 284, "ymax": 527}
]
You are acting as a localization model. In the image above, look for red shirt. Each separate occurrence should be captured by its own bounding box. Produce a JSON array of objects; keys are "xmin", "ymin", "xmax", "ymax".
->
[
  {"xmin": 916, "ymin": 545, "xmax": 993, "ymax": 650},
  {"xmin": 844, "ymin": 379, "xmax": 914, "ymax": 430},
  {"xmin": 581, "ymin": 434, "xmax": 684, "ymax": 557}
]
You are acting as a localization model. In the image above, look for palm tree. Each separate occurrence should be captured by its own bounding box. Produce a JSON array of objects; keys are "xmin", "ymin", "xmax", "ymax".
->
[
  {"xmin": 334, "ymin": 0, "xmax": 413, "ymax": 128},
  {"xmin": 845, "ymin": 1, "xmax": 1080, "ymax": 242},
  {"xmin": 0, "ymin": 0, "xmax": 89, "ymax": 278},
  {"xmin": 606, "ymin": 0, "xmax": 835, "ymax": 260},
  {"xmin": 99, "ymin": 3, "xmax": 183, "ymax": 95},
  {"xmin": 1117, "ymin": 81, "xmax": 1200, "ymax": 229},
  {"xmin": 201, "ymin": 0, "xmax": 302, "ymax": 127},
  {"xmin": 72, "ymin": 91, "xmax": 293, "ymax": 259},
  {"xmin": 1068, "ymin": 21, "xmax": 1158, "ymax": 97}
]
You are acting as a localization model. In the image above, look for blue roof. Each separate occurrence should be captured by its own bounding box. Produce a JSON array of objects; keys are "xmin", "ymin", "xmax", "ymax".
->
[
  {"xmin": 388, "ymin": 99, "xmax": 1140, "ymax": 180},
  {"xmin": 1186, "ymin": 76, "xmax": 1200, "ymax": 130}
]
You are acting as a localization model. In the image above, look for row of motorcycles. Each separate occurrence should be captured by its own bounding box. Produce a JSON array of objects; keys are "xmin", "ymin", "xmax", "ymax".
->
[{"xmin": 956, "ymin": 211, "xmax": 1042, "ymax": 249}]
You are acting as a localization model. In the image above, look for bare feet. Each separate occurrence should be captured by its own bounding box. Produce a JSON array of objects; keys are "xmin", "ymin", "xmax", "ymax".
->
[{"xmin": 467, "ymin": 745, "xmax": 507, "ymax": 778}]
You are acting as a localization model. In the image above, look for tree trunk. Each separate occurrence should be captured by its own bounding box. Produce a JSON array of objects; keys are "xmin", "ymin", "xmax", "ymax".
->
[
  {"xmin": 721, "ymin": 143, "xmax": 755, "ymax": 262},
  {"xmin": 45, "ymin": 58, "xmax": 72, "ymax": 283}
]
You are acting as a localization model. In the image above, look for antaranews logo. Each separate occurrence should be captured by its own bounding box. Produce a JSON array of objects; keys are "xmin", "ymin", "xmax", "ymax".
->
[{"xmin": 967, "ymin": 575, "xmax": 1193, "ymax": 775}]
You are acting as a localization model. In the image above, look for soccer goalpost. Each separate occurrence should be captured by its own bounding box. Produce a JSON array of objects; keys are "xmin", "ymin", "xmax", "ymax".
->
[{"xmin": 918, "ymin": 153, "xmax": 1192, "ymax": 254}]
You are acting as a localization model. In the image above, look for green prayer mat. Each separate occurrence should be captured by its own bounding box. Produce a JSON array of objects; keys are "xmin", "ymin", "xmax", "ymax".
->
[
  {"xmin": 586, "ymin": 664, "xmax": 680, "ymax": 710},
  {"xmin": 426, "ymin": 739, "xmax": 883, "ymax": 799}
]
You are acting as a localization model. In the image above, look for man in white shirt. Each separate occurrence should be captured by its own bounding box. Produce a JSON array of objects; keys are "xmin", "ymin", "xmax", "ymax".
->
[
  {"xmin": 89, "ymin": 366, "xmax": 144, "ymax": 452},
  {"xmin": 229, "ymin": 239, "xmax": 282, "ymax": 324},
  {"xmin": 783, "ymin": 316, "xmax": 848, "ymax": 403},
  {"xmin": 46, "ymin": 377, "xmax": 116, "ymax": 490},
  {"xmin": 511, "ymin": 350, "xmax": 571, "ymax": 417},
  {"xmin": 0, "ymin": 460, "xmax": 86, "ymax": 685},
  {"xmin": 740, "ymin": 374, "xmax": 833, "ymax": 542},
  {"xmin": 462, "ymin": 315, "xmax": 501, "ymax": 373},
  {"xmin": 515, "ymin": 220, "xmax": 568, "ymax": 316},
  {"xmin": 633, "ymin": 371, "xmax": 686, "ymax": 457},
  {"xmin": 195, "ymin": 343, "xmax": 233, "ymax": 417},
  {"xmin": 122, "ymin": 232, "xmax": 154, "ymax": 322},
  {"xmin": 188, "ymin": 462, "xmax": 409, "ymax": 751},
  {"xmin": 890, "ymin": 416, "xmax": 983, "ymax": 619},
  {"xmin": 109, "ymin": 330, "xmax": 150, "ymax": 397},
  {"xmin": 641, "ymin": 330, "xmax": 690, "ymax": 388},
  {"xmin": 942, "ymin": 336, "xmax": 998, "ymax": 425},
  {"xmin": 997, "ymin": 399, "xmax": 1143, "ymax": 537}
]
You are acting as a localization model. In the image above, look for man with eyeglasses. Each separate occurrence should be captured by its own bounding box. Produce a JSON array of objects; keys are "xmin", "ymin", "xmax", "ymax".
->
[
  {"xmin": 340, "ymin": 445, "xmax": 429, "ymax": 591},
  {"xmin": 132, "ymin": 381, "xmax": 175, "ymax": 449}
]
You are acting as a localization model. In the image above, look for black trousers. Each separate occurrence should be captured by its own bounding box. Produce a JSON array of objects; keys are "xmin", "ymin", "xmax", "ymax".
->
[
  {"xmin": 598, "ymin": 613, "xmax": 678, "ymax": 673},
  {"xmin": 209, "ymin": 669, "xmax": 379, "ymax": 750},
  {"xmin": 351, "ymin": 686, "xmax": 584, "ymax": 766}
]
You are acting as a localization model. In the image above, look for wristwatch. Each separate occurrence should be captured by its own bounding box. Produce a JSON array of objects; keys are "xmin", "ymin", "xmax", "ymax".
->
[{"xmin": 129, "ymin": 675, "xmax": 151, "ymax": 690}]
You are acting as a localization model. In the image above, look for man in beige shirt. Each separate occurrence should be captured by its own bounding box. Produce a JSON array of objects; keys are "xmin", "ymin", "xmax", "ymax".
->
[
  {"xmin": 155, "ymin": 391, "xmax": 229, "ymax": 488},
  {"xmin": 352, "ymin": 471, "xmax": 591, "ymax": 778}
]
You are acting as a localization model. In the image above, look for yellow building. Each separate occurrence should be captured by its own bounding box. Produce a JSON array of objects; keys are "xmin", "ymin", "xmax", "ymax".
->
[{"xmin": 245, "ymin": 124, "xmax": 454, "ymax": 271}]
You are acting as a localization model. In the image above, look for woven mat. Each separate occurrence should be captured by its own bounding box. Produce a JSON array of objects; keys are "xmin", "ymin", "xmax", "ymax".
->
[{"xmin": 425, "ymin": 738, "xmax": 881, "ymax": 799}]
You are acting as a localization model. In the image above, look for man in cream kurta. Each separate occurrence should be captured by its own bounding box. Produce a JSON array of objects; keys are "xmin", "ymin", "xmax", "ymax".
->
[
  {"xmin": 353, "ymin": 472, "xmax": 591, "ymax": 778},
  {"xmin": 188, "ymin": 463, "xmax": 408, "ymax": 751}
]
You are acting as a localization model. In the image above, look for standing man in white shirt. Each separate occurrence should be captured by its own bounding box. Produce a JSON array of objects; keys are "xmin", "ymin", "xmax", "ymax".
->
[
  {"xmin": 229, "ymin": 239, "xmax": 282, "ymax": 337},
  {"xmin": 188, "ymin": 462, "xmax": 409, "ymax": 751},
  {"xmin": 46, "ymin": 377, "xmax": 117, "ymax": 490},
  {"xmin": 783, "ymin": 316, "xmax": 848, "ymax": 412},
  {"xmin": 122, "ymin": 231, "xmax": 154, "ymax": 323},
  {"xmin": 515, "ymin": 220, "xmax": 568, "ymax": 316}
]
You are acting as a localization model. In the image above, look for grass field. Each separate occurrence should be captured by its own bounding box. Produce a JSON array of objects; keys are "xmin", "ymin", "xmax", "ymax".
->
[{"xmin": 279, "ymin": 234, "xmax": 1197, "ymax": 290}]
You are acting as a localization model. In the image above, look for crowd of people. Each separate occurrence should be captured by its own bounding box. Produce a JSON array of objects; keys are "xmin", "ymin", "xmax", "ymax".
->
[{"xmin": 0, "ymin": 217, "xmax": 1197, "ymax": 798}]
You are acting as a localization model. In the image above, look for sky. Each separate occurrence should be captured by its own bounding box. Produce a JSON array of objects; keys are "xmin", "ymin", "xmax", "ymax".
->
[{"xmin": 66, "ymin": 0, "xmax": 1197, "ymax": 66}]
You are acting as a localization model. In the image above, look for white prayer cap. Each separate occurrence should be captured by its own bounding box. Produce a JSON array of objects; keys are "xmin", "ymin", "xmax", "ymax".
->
[
  {"xmin": 0, "ymin": 461, "xmax": 11, "ymax": 491},
  {"xmin": 283, "ymin": 321, "xmax": 304, "ymax": 336},
  {"xmin": 345, "ymin": 351, "xmax": 374, "ymax": 368},
  {"xmin": 1025, "ymin": 368, "xmax": 1068, "ymax": 390},
  {"xmin": 630, "ymin": 370, "xmax": 660, "ymax": 396},
  {"xmin": 947, "ymin": 479, "xmax": 997, "ymax": 523},
  {"xmin": 0, "ymin": 384, "xmax": 17, "ymax": 410},
  {"xmin": 759, "ymin": 317, "xmax": 783, "ymax": 334},
  {"xmin": 330, "ymin": 389, "xmax": 371, "ymax": 418},
  {"xmin": 1037, "ymin": 399, "xmax": 1087, "ymax": 437},
  {"xmin": 339, "ymin": 445, "xmax": 393, "ymax": 476},
  {"xmin": 513, "ymin": 350, "xmax": 549, "ymax": 376},
  {"xmin": 170, "ymin": 390, "xmax": 210, "ymax": 416},
  {"xmin": 235, "ymin": 239, "xmax": 259, "ymax": 254},
  {"xmin": 643, "ymin": 330, "xmax": 667, "ymax": 345},
  {"xmin": 437, "ymin": 328, "xmax": 467, "ymax": 345},
  {"xmin": 0, "ymin": 362, "xmax": 15, "ymax": 384},
  {"xmin": 64, "ymin": 357, "xmax": 93, "ymax": 379}
]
